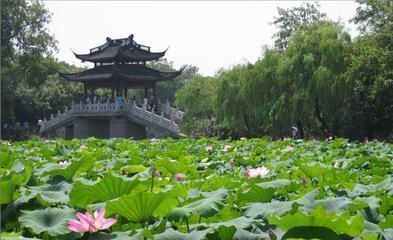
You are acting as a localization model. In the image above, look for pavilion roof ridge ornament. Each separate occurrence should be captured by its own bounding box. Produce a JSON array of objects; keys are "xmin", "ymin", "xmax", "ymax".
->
[{"xmin": 73, "ymin": 34, "xmax": 167, "ymax": 63}]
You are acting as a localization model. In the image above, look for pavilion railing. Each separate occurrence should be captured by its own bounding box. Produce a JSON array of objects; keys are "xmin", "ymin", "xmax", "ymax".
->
[
  {"xmin": 157, "ymin": 99, "xmax": 184, "ymax": 122},
  {"xmin": 39, "ymin": 101, "xmax": 182, "ymax": 136}
]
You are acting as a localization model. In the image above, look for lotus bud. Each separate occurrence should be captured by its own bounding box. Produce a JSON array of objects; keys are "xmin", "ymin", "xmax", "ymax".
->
[
  {"xmin": 301, "ymin": 177, "xmax": 307, "ymax": 187},
  {"xmin": 205, "ymin": 146, "xmax": 213, "ymax": 153},
  {"xmin": 174, "ymin": 173, "xmax": 184, "ymax": 181},
  {"xmin": 268, "ymin": 228, "xmax": 277, "ymax": 240},
  {"xmin": 229, "ymin": 159, "xmax": 235, "ymax": 165},
  {"xmin": 153, "ymin": 170, "xmax": 161, "ymax": 178}
]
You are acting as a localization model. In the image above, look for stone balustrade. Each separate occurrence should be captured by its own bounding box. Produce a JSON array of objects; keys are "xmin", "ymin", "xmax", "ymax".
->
[
  {"xmin": 157, "ymin": 99, "xmax": 184, "ymax": 121},
  {"xmin": 40, "ymin": 101, "xmax": 181, "ymax": 136}
]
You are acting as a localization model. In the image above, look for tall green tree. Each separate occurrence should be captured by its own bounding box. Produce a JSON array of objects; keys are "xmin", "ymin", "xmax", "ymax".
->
[
  {"xmin": 342, "ymin": 0, "xmax": 393, "ymax": 139},
  {"xmin": 272, "ymin": 2, "xmax": 326, "ymax": 50},
  {"xmin": 1, "ymin": 0, "xmax": 56, "ymax": 123},
  {"xmin": 1, "ymin": 0, "xmax": 56, "ymax": 65},
  {"xmin": 175, "ymin": 76, "xmax": 218, "ymax": 137},
  {"xmin": 1, "ymin": 0, "xmax": 83, "ymax": 134},
  {"xmin": 273, "ymin": 21, "xmax": 351, "ymax": 137}
]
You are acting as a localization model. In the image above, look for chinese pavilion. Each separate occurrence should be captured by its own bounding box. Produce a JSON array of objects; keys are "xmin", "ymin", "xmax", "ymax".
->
[{"xmin": 39, "ymin": 34, "xmax": 184, "ymax": 139}]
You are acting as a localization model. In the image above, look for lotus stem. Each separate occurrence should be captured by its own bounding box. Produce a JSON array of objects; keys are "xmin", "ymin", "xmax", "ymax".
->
[
  {"xmin": 150, "ymin": 174, "xmax": 154, "ymax": 192},
  {"xmin": 185, "ymin": 217, "xmax": 190, "ymax": 232}
]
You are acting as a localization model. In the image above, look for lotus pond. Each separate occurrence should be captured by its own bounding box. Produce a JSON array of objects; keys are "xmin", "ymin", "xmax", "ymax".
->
[{"xmin": 1, "ymin": 138, "xmax": 393, "ymax": 240}]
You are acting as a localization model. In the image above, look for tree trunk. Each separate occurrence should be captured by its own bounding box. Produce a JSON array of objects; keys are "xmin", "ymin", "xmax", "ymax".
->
[
  {"xmin": 296, "ymin": 119, "xmax": 305, "ymax": 139},
  {"xmin": 243, "ymin": 113, "xmax": 251, "ymax": 136},
  {"xmin": 315, "ymin": 98, "xmax": 329, "ymax": 136}
]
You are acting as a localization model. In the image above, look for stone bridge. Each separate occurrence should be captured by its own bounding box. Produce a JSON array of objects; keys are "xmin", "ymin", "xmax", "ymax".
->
[{"xmin": 39, "ymin": 100, "xmax": 184, "ymax": 139}]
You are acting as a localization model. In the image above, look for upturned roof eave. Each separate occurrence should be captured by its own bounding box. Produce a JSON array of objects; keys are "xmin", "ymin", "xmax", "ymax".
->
[{"xmin": 59, "ymin": 65, "xmax": 182, "ymax": 83}]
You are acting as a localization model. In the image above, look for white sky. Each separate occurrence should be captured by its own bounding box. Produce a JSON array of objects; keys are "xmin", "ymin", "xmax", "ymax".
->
[{"xmin": 44, "ymin": 1, "xmax": 359, "ymax": 76}]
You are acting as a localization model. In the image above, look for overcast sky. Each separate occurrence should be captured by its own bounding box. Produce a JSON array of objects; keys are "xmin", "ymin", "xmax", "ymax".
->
[{"xmin": 44, "ymin": 1, "xmax": 359, "ymax": 76}]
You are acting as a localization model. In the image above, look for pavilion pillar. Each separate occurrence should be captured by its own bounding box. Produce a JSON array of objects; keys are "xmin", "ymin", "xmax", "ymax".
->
[
  {"xmin": 124, "ymin": 87, "xmax": 128, "ymax": 99},
  {"xmin": 83, "ymin": 83, "xmax": 87, "ymax": 97},
  {"xmin": 111, "ymin": 86, "xmax": 115, "ymax": 100},
  {"xmin": 116, "ymin": 84, "xmax": 120, "ymax": 96},
  {"xmin": 92, "ymin": 87, "xmax": 95, "ymax": 96},
  {"xmin": 152, "ymin": 82, "xmax": 157, "ymax": 96},
  {"xmin": 144, "ymin": 86, "xmax": 148, "ymax": 98}
]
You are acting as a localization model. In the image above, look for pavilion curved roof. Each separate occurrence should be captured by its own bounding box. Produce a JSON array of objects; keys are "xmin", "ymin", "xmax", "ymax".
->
[
  {"xmin": 59, "ymin": 64, "xmax": 183, "ymax": 83},
  {"xmin": 73, "ymin": 35, "xmax": 167, "ymax": 63}
]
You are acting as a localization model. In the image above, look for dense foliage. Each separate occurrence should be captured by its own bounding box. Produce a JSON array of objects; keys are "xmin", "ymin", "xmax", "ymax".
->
[
  {"xmin": 1, "ymin": 138, "xmax": 393, "ymax": 239},
  {"xmin": 0, "ymin": 0, "xmax": 198, "ymax": 141},
  {"xmin": 175, "ymin": 0, "xmax": 393, "ymax": 140},
  {"xmin": 2, "ymin": 0, "xmax": 392, "ymax": 141},
  {"xmin": 1, "ymin": 0, "xmax": 84, "ymax": 139}
]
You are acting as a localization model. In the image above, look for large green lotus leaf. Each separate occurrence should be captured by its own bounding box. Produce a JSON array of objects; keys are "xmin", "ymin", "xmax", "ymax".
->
[
  {"xmin": 154, "ymin": 228, "xmax": 210, "ymax": 240},
  {"xmin": 19, "ymin": 207, "xmax": 75, "ymax": 236},
  {"xmin": 269, "ymin": 205, "xmax": 364, "ymax": 237},
  {"xmin": 242, "ymin": 189, "xmax": 316, "ymax": 219},
  {"xmin": 120, "ymin": 165, "xmax": 147, "ymax": 174},
  {"xmin": 1, "ymin": 237, "xmax": 40, "ymax": 240},
  {"xmin": 106, "ymin": 191, "xmax": 177, "ymax": 223},
  {"xmin": 35, "ymin": 161, "xmax": 81, "ymax": 181},
  {"xmin": 0, "ymin": 172, "xmax": 27, "ymax": 204},
  {"xmin": 206, "ymin": 225, "xmax": 237, "ymax": 240},
  {"xmin": 257, "ymin": 179, "xmax": 292, "ymax": 189},
  {"xmin": 200, "ymin": 188, "xmax": 228, "ymax": 198},
  {"xmin": 35, "ymin": 155, "xmax": 95, "ymax": 181},
  {"xmin": 0, "ymin": 232, "xmax": 40, "ymax": 240},
  {"xmin": 209, "ymin": 216, "xmax": 255, "ymax": 229},
  {"xmin": 243, "ymin": 201, "xmax": 293, "ymax": 219},
  {"xmin": 0, "ymin": 180, "xmax": 16, "ymax": 204},
  {"xmin": 154, "ymin": 158, "xmax": 189, "ymax": 175},
  {"xmin": 233, "ymin": 229, "xmax": 269, "ymax": 240},
  {"xmin": 87, "ymin": 230, "xmax": 144, "ymax": 240},
  {"xmin": 300, "ymin": 196, "xmax": 351, "ymax": 212},
  {"xmin": 352, "ymin": 196, "xmax": 381, "ymax": 212},
  {"xmin": 168, "ymin": 195, "xmax": 225, "ymax": 221},
  {"xmin": 348, "ymin": 177, "xmax": 393, "ymax": 197},
  {"xmin": 69, "ymin": 173, "xmax": 141, "ymax": 208},
  {"xmin": 190, "ymin": 216, "xmax": 255, "ymax": 231},
  {"xmin": 383, "ymin": 228, "xmax": 393, "ymax": 240},
  {"xmin": 379, "ymin": 194, "xmax": 393, "ymax": 215},
  {"xmin": 298, "ymin": 163, "xmax": 328, "ymax": 179},
  {"xmin": 75, "ymin": 151, "xmax": 98, "ymax": 173},
  {"xmin": 27, "ymin": 181, "xmax": 72, "ymax": 204},
  {"xmin": 237, "ymin": 186, "xmax": 275, "ymax": 203},
  {"xmin": 281, "ymin": 226, "xmax": 340, "ymax": 240},
  {"xmin": 379, "ymin": 215, "xmax": 393, "ymax": 230}
]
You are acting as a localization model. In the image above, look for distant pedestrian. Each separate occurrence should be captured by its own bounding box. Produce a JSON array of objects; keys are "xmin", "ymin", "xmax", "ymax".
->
[
  {"xmin": 291, "ymin": 126, "xmax": 299, "ymax": 139},
  {"xmin": 37, "ymin": 120, "xmax": 43, "ymax": 132}
]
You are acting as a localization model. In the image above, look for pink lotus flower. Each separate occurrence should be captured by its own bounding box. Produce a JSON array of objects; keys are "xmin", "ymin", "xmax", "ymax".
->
[
  {"xmin": 245, "ymin": 166, "xmax": 270, "ymax": 178},
  {"xmin": 68, "ymin": 209, "xmax": 117, "ymax": 233},
  {"xmin": 205, "ymin": 146, "xmax": 213, "ymax": 152},
  {"xmin": 153, "ymin": 170, "xmax": 161, "ymax": 178},
  {"xmin": 285, "ymin": 146, "xmax": 294, "ymax": 152},
  {"xmin": 174, "ymin": 173, "xmax": 184, "ymax": 181},
  {"xmin": 223, "ymin": 145, "xmax": 232, "ymax": 152}
]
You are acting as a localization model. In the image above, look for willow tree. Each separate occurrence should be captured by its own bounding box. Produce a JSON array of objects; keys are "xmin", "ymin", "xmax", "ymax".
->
[
  {"xmin": 175, "ymin": 76, "xmax": 218, "ymax": 137},
  {"xmin": 214, "ymin": 65, "xmax": 254, "ymax": 137},
  {"xmin": 270, "ymin": 21, "xmax": 351, "ymax": 137}
]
